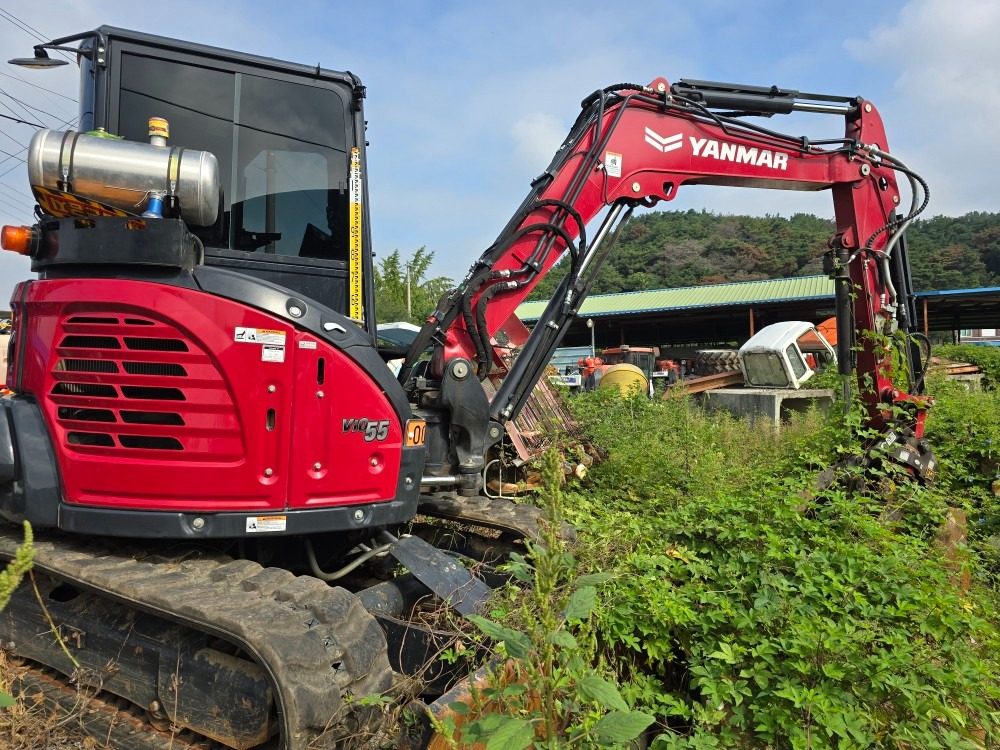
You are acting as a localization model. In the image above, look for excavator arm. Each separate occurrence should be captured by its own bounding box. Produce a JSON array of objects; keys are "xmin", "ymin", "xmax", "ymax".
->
[{"xmin": 403, "ymin": 77, "xmax": 933, "ymax": 487}]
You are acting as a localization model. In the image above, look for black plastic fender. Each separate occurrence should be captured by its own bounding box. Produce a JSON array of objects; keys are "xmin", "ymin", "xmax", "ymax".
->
[{"xmin": 0, "ymin": 397, "xmax": 61, "ymax": 528}]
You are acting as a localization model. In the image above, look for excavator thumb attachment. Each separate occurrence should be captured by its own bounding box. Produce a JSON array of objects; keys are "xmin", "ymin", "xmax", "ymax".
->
[{"xmin": 381, "ymin": 531, "xmax": 493, "ymax": 616}]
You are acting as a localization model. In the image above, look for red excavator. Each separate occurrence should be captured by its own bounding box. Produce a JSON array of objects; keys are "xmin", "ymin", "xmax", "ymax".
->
[{"xmin": 0, "ymin": 26, "xmax": 935, "ymax": 749}]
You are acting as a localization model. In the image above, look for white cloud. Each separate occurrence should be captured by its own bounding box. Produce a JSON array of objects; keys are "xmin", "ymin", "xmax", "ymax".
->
[{"xmin": 845, "ymin": 0, "xmax": 1000, "ymax": 216}]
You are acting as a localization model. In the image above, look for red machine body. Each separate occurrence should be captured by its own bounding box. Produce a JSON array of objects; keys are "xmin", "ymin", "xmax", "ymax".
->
[{"xmin": 11, "ymin": 279, "xmax": 401, "ymax": 514}]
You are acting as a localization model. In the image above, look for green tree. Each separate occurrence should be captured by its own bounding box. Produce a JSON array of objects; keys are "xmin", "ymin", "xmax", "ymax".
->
[{"xmin": 374, "ymin": 247, "xmax": 453, "ymax": 324}]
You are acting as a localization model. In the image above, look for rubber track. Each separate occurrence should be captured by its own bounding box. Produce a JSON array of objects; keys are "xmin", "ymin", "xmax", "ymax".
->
[
  {"xmin": 9, "ymin": 659, "xmax": 217, "ymax": 750},
  {"xmin": 0, "ymin": 530, "xmax": 395, "ymax": 750}
]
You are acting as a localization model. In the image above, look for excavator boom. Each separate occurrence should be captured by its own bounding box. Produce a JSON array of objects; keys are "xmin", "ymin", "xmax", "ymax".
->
[{"xmin": 405, "ymin": 77, "xmax": 933, "ymax": 484}]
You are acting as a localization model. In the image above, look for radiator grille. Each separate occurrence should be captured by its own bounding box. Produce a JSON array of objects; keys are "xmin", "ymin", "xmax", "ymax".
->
[{"xmin": 50, "ymin": 313, "xmax": 239, "ymax": 456}]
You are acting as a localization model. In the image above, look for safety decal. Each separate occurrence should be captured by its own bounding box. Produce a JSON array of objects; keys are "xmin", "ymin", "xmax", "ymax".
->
[
  {"xmin": 262, "ymin": 344, "xmax": 286, "ymax": 363},
  {"xmin": 32, "ymin": 185, "xmax": 132, "ymax": 218},
  {"xmin": 605, "ymin": 152, "xmax": 623, "ymax": 178},
  {"xmin": 234, "ymin": 328, "xmax": 286, "ymax": 345},
  {"xmin": 246, "ymin": 515, "xmax": 287, "ymax": 533},
  {"xmin": 298, "ymin": 340, "xmax": 318, "ymax": 349}
]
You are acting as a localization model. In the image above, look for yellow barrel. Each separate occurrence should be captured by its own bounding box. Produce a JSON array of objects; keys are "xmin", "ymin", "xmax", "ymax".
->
[{"xmin": 597, "ymin": 363, "xmax": 649, "ymax": 395}]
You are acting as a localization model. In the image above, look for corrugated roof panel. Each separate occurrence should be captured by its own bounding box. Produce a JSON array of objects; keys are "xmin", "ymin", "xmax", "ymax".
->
[{"xmin": 517, "ymin": 275, "xmax": 835, "ymax": 320}]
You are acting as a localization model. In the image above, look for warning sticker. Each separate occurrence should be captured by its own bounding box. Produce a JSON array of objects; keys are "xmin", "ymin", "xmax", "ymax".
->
[
  {"xmin": 235, "ymin": 327, "xmax": 287, "ymax": 345},
  {"xmin": 246, "ymin": 515, "xmax": 287, "ymax": 533},
  {"xmin": 298, "ymin": 340, "xmax": 318, "ymax": 350},
  {"xmin": 605, "ymin": 152, "xmax": 623, "ymax": 178},
  {"xmin": 262, "ymin": 344, "xmax": 286, "ymax": 363},
  {"xmin": 32, "ymin": 185, "xmax": 133, "ymax": 219}
]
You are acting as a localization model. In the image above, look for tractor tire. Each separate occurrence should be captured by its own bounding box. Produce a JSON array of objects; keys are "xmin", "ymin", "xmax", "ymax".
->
[{"xmin": 693, "ymin": 349, "xmax": 740, "ymax": 376}]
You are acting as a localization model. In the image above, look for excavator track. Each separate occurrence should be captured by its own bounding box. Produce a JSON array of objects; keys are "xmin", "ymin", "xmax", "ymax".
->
[
  {"xmin": 0, "ymin": 528, "xmax": 396, "ymax": 750},
  {"xmin": 6, "ymin": 657, "xmax": 219, "ymax": 750},
  {"xmin": 0, "ymin": 496, "xmax": 546, "ymax": 749}
]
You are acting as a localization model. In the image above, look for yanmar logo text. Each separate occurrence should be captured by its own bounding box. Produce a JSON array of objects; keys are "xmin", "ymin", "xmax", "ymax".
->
[{"xmin": 644, "ymin": 127, "xmax": 789, "ymax": 171}]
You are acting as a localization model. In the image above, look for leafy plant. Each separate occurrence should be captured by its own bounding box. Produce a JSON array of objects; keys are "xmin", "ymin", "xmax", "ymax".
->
[
  {"xmin": 549, "ymin": 388, "xmax": 1000, "ymax": 748},
  {"xmin": 0, "ymin": 521, "xmax": 33, "ymax": 709},
  {"xmin": 435, "ymin": 449, "xmax": 654, "ymax": 748}
]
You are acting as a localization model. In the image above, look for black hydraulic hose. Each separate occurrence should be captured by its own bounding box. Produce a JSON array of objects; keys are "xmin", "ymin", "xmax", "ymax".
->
[
  {"xmin": 909, "ymin": 332, "xmax": 932, "ymax": 395},
  {"xmin": 662, "ymin": 92, "xmax": 856, "ymax": 156},
  {"xmin": 863, "ymin": 162, "xmax": 930, "ymax": 253}
]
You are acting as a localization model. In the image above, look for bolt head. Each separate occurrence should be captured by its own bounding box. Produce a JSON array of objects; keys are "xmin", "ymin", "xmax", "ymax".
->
[
  {"xmin": 268, "ymin": 384, "xmax": 276, "ymax": 393},
  {"xmin": 632, "ymin": 181, "xmax": 641, "ymax": 193},
  {"xmin": 316, "ymin": 390, "xmax": 325, "ymax": 398},
  {"xmin": 353, "ymin": 509, "xmax": 365, "ymax": 521},
  {"xmin": 864, "ymin": 102, "xmax": 872, "ymax": 112},
  {"xmin": 656, "ymin": 82, "xmax": 667, "ymax": 93},
  {"xmin": 452, "ymin": 360, "xmax": 470, "ymax": 379},
  {"xmin": 288, "ymin": 305, "xmax": 303, "ymax": 318},
  {"xmin": 313, "ymin": 462, "xmax": 322, "ymax": 470},
  {"xmin": 264, "ymin": 468, "xmax": 273, "ymax": 477},
  {"xmin": 192, "ymin": 517, "xmax": 205, "ymax": 530}
]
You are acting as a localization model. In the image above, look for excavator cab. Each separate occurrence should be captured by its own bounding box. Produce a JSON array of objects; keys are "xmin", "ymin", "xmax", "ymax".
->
[{"xmin": 77, "ymin": 26, "xmax": 370, "ymax": 317}]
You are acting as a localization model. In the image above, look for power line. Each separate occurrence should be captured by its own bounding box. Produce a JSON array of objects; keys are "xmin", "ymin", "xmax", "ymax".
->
[
  {"xmin": 0, "ymin": 191, "xmax": 32, "ymax": 215},
  {"xmin": 0, "ymin": 88, "xmax": 73, "ymax": 124},
  {"xmin": 0, "ymin": 127, "xmax": 27, "ymax": 149},
  {"xmin": 0, "ymin": 7, "xmax": 74, "ymax": 61},
  {"xmin": 0, "ymin": 116, "xmax": 75, "ymax": 179},
  {"xmin": 0, "ymin": 186, "xmax": 32, "ymax": 211},
  {"xmin": 0, "ymin": 112, "xmax": 44, "ymax": 128},
  {"xmin": 0, "ymin": 99, "xmax": 37, "ymax": 131},
  {"xmin": 0, "ymin": 69, "xmax": 76, "ymax": 103}
]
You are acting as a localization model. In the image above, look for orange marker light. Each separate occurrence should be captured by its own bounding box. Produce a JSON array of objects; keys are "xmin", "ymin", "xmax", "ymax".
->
[{"xmin": 1, "ymin": 225, "xmax": 36, "ymax": 255}]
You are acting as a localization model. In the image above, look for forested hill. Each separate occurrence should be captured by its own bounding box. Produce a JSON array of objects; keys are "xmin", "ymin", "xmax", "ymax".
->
[{"xmin": 527, "ymin": 210, "xmax": 1000, "ymax": 299}]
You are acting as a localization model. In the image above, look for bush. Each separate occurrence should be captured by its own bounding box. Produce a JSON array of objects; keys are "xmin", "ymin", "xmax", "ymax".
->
[{"xmin": 540, "ymin": 389, "xmax": 1000, "ymax": 748}]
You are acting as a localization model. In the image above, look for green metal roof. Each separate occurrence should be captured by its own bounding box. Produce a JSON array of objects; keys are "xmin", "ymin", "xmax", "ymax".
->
[{"xmin": 516, "ymin": 275, "xmax": 835, "ymax": 321}]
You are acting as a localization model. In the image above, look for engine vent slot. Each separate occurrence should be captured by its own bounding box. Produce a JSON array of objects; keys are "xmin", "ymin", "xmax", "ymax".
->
[
  {"xmin": 124, "ymin": 337, "xmax": 188, "ymax": 352},
  {"xmin": 67, "ymin": 316, "xmax": 118, "ymax": 325},
  {"xmin": 120, "ymin": 386, "xmax": 185, "ymax": 401},
  {"xmin": 122, "ymin": 361, "xmax": 187, "ymax": 377},
  {"xmin": 58, "ymin": 407, "xmax": 116, "ymax": 423},
  {"xmin": 61, "ymin": 335, "xmax": 121, "ymax": 349},
  {"xmin": 53, "ymin": 383, "xmax": 118, "ymax": 398},
  {"xmin": 49, "ymin": 307, "xmax": 242, "ymax": 461},
  {"xmin": 120, "ymin": 411, "xmax": 185, "ymax": 426},
  {"xmin": 57, "ymin": 359, "xmax": 119, "ymax": 373},
  {"xmin": 68, "ymin": 432, "xmax": 115, "ymax": 447},
  {"xmin": 118, "ymin": 435, "xmax": 183, "ymax": 450}
]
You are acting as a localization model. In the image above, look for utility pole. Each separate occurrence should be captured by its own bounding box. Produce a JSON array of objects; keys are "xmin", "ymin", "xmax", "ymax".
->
[{"xmin": 405, "ymin": 263, "xmax": 412, "ymax": 319}]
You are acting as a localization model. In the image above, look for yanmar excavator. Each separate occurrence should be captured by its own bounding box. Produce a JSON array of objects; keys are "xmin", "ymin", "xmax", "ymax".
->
[{"xmin": 0, "ymin": 26, "xmax": 935, "ymax": 749}]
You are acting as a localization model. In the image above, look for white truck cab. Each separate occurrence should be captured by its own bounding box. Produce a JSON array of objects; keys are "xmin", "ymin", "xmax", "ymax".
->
[{"xmin": 738, "ymin": 321, "xmax": 837, "ymax": 390}]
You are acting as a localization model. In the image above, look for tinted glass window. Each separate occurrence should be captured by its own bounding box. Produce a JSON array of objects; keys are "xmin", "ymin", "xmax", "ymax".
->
[
  {"xmin": 231, "ymin": 76, "xmax": 348, "ymax": 260},
  {"xmin": 118, "ymin": 53, "xmax": 234, "ymax": 215},
  {"xmin": 116, "ymin": 54, "xmax": 350, "ymax": 261}
]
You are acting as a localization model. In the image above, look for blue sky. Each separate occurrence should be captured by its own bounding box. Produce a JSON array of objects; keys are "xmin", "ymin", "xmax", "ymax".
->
[{"xmin": 0, "ymin": 0, "xmax": 997, "ymax": 306}]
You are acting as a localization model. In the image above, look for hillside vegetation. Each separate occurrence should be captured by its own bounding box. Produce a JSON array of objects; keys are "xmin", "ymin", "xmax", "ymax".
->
[
  {"xmin": 528, "ymin": 210, "xmax": 1000, "ymax": 299},
  {"xmin": 451, "ymin": 349, "xmax": 1000, "ymax": 748}
]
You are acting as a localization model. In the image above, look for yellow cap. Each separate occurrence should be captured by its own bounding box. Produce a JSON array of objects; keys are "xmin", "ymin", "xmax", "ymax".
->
[{"xmin": 148, "ymin": 117, "xmax": 169, "ymax": 139}]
